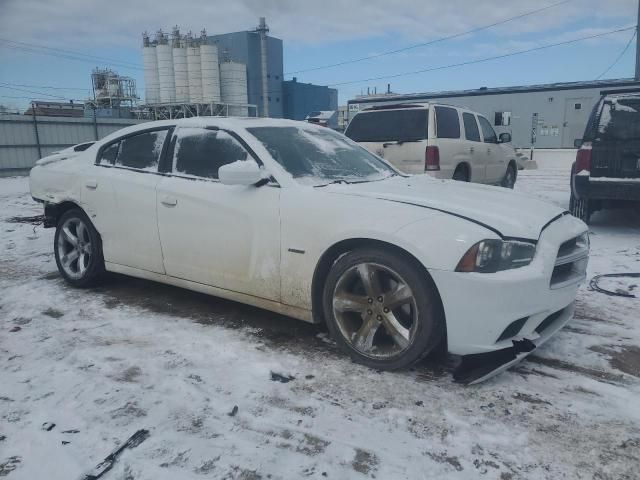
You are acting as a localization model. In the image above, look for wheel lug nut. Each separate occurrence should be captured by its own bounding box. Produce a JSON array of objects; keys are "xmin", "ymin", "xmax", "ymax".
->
[
  {"xmin": 377, "ymin": 296, "xmax": 383, "ymax": 302},
  {"xmin": 367, "ymin": 309, "xmax": 373, "ymax": 315},
  {"xmin": 376, "ymin": 315, "xmax": 382, "ymax": 321},
  {"xmin": 383, "ymin": 307, "xmax": 389, "ymax": 313},
  {"xmin": 367, "ymin": 298, "xmax": 373, "ymax": 304}
]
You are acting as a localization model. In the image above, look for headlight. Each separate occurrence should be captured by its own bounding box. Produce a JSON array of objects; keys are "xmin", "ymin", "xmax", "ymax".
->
[{"xmin": 456, "ymin": 239, "xmax": 537, "ymax": 273}]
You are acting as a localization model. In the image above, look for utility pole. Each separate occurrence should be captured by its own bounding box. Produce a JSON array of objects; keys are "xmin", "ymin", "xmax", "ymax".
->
[
  {"xmin": 636, "ymin": 0, "xmax": 640, "ymax": 80},
  {"xmin": 256, "ymin": 17, "xmax": 269, "ymax": 118}
]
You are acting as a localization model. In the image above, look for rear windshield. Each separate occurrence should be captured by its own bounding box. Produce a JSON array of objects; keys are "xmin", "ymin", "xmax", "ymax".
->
[
  {"xmin": 597, "ymin": 97, "xmax": 640, "ymax": 141},
  {"xmin": 345, "ymin": 109, "xmax": 428, "ymax": 142}
]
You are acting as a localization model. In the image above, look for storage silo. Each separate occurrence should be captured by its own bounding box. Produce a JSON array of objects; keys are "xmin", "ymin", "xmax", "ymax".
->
[
  {"xmin": 142, "ymin": 32, "xmax": 160, "ymax": 104},
  {"xmin": 220, "ymin": 60, "xmax": 248, "ymax": 116},
  {"xmin": 156, "ymin": 32, "xmax": 175, "ymax": 103},
  {"xmin": 172, "ymin": 28, "xmax": 189, "ymax": 103},
  {"xmin": 186, "ymin": 37, "xmax": 202, "ymax": 103},
  {"xmin": 200, "ymin": 33, "xmax": 221, "ymax": 102}
]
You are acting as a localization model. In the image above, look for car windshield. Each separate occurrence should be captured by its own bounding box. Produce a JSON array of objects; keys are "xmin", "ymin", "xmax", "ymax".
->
[
  {"xmin": 247, "ymin": 125, "xmax": 397, "ymax": 185},
  {"xmin": 598, "ymin": 96, "xmax": 640, "ymax": 141},
  {"xmin": 345, "ymin": 108, "xmax": 428, "ymax": 142}
]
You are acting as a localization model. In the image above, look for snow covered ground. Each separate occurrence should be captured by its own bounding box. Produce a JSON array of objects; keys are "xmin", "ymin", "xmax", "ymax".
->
[{"xmin": 1, "ymin": 159, "xmax": 639, "ymax": 479}]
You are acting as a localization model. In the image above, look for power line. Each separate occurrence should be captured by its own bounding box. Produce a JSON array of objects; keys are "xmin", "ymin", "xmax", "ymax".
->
[
  {"xmin": 0, "ymin": 83, "xmax": 68, "ymax": 100},
  {"xmin": 0, "ymin": 38, "xmax": 141, "ymax": 68},
  {"xmin": 0, "ymin": 81, "xmax": 89, "ymax": 91},
  {"xmin": 328, "ymin": 25, "xmax": 637, "ymax": 87},
  {"xmin": 285, "ymin": 0, "xmax": 575, "ymax": 75},
  {"xmin": 595, "ymin": 30, "xmax": 637, "ymax": 80}
]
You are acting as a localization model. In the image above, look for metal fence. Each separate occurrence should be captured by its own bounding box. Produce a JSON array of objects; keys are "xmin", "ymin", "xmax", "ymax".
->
[{"xmin": 0, "ymin": 114, "xmax": 147, "ymax": 176}]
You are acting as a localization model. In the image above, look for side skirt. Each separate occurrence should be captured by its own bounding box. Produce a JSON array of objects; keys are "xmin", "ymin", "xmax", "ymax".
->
[{"xmin": 104, "ymin": 262, "xmax": 315, "ymax": 323}]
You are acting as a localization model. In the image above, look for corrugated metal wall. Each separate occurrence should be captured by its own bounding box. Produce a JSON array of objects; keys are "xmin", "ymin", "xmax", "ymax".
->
[{"xmin": 0, "ymin": 115, "xmax": 147, "ymax": 174}]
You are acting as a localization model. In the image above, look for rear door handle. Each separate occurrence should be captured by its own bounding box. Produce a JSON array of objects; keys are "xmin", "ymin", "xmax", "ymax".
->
[
  {"xmin": 85, "ymin": 180, "xmax": 98, "ymax": 190},
  {"xmin": 160, "ymin": 196, "xmax": 177, "ymax": 207},
  {"xmin": 469, "ymin": 147, "xmax": 474, "ymax": 153}
]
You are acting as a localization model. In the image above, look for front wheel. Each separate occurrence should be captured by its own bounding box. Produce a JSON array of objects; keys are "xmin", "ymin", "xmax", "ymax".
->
[
  {"xmin": 501, "ymin": 163, "xmax": 517, "ymax": 189},
  {"xmin": 322, "ymin": 248, "xmax": 445, "ymax": 370},
  {"xmin": 54, "ymin": 208, "xmax": 104, "ymax": 287}
]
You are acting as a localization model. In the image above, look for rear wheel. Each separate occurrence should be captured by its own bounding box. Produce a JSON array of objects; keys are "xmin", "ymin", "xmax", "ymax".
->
[
  {"xmin": 501, "ymin": 163, "xmax": 517, "ymax": 189},
  {"xmin": 569, "ymin": 191, "xmax": 591, "ymax": 224},
  {"xmin": 54, "ymin": 208, "xmax": 104, "ymax": 287},
  {"xmin": 323, "ymin": 248, "xmax": 444, "ymax": 370},
  {"xmin": 452, "ymin": 165, "xmax": 469, "ymax": 182}
]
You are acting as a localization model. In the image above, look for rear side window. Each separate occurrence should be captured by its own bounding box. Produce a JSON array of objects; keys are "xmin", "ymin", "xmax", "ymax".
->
[
  {"xmin": 172, "ymin": 128, "xmax": 249, "ymax": 179},
  {"xmin": 116, "ymin": 130, "xmax": 168, "ymax": 171},
  {"xmin": 478, "ymin": 116, "xmax": 498, "ymax": 143},
  {"xmin": 462, "ymin": 113, "xmax": 481, "ymax": 142},
  {"xmin": 99, "ymin": 142, "xmax": 119, "ymax": 164},
  {"xmin": 435, "ymin": 106, "xmax": 460, "ymax": 139},
  {"xmin": 345, "ymin": 109, "xmax": 428, "ymax": 142},
  {"xmin": 597, "ymin": 97, "xmax": 640, "ymax": 141}
]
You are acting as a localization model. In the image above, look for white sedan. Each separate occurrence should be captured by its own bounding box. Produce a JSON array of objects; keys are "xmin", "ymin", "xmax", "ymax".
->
[{"xmin": 30, "ymin": 118, "xmax": 589, "ymax": 383}]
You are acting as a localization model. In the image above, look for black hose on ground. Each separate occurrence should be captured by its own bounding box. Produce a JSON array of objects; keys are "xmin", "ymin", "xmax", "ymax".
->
[{"xmin": 589, "ymin": 273, "xmax": 640, "ymax": 298}]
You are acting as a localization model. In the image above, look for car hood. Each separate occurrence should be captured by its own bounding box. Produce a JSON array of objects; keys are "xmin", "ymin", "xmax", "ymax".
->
[{"xmin": 325, "ymin": 175, "xmax": 566, "ymax": 240}]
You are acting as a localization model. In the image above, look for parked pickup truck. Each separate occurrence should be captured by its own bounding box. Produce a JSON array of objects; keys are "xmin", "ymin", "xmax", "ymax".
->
[
  {"xmin": 345, "ymin": 103, "xmax": 518, "ymax": 188},
  {"xmin": 570, "ymin": 90, "xmax": 640, "ymax": 223}
]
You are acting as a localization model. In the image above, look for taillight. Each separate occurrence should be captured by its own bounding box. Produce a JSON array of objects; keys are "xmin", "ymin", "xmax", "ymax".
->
[
  {"xmin": 425, "ymin": 145, "xmax": 440, "ymax": 171},
  {"xmin": 575, "ymin": 142, "xmax": 591, "ymax": 174}
]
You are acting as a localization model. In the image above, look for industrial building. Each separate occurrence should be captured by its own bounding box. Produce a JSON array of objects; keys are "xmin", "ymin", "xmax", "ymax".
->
[
  {"xmin": 141, "ymin": 18, "xmax": 335, "ymax": 120},
  {"xmin": 347, "ymin": 78, "xmax": 640, "ymax": 148},
  {"xmin": 282, "ymin": 78, "xmax": 338, "ymax": 121}
]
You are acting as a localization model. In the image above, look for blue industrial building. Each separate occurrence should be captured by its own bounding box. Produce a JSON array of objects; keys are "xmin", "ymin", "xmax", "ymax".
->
[{"xmin": 282, "ymin": 78, "xmax": 338, "ymax": 121}]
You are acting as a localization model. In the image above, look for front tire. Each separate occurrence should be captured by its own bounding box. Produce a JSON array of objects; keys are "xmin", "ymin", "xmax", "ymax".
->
[
  {"xmin": 569, "ymin": 191, "xmax": 591, "ymax": 224},
  {"xmin": 322, "ymin": 248, "xmax": 445, "ymax": 370},
  {"xmin": 54, "ymin": 208, "xmax": 104, "ymax": 287}
]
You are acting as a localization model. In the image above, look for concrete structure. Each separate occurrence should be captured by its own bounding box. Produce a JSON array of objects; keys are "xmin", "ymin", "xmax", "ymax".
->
[
  {"xmin": 220, "ymin": 61, "xmax": 248, "ymax": 116},
  {"xmin": 282, "ymin": 78, "xmax": 338, "ymax": 121},
  {"xmin": 0, "ymin": 115, "xmax": 145, "ymax": 175},
  {"xmin": 24, "ymin": 101, "xmax": 85, "ymax": 118},
  {"xmin": 347, "ymin": 78, "xmax": 640, "ymax": 148},
  {"xmin": 209, "ymin": 28, "xmax": 283, "ymax": 118}
]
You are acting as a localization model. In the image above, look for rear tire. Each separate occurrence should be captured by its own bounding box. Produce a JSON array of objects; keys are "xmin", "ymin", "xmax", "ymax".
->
[
  {"xmin": 452, "ymin": 165, "xmax": 469, "ymax": 182},
  {"xmin": 322, "ymin": 248, "xmax": 445, "ymax": 371},
  {"xmin": 569, "ymin": 191, "xmax": 591, "ymax": 224},
  {"xmin": 501, "ymin": 163, "xmax": 517, "ymax": 189},
  {"xmin": 54, "ymin": 208, "xmax": 104, "ymax": 287}
]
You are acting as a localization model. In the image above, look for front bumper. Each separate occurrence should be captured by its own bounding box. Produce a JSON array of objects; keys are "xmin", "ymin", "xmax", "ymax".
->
[
  {"xmin": 429, "ymin": 213, "xmax": 587, "ymax": 358},
  {"xmin": 575, "ymin": 175, "xmax": 640, "ymax": 201}
]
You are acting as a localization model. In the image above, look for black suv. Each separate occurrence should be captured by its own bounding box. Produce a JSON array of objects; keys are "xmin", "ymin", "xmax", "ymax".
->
[{"xmin": 570, "ymin": 90, "xmax": 640, "ymax": 224}]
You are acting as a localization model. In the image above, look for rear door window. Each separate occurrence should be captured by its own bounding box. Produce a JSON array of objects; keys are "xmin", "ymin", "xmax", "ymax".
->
[
  {"xmin": 435, "ymin": 106, "xmax": 460, "ymax": 139},
  {"xmin": 172, "ymin": 127, "xmax": 250, "ymax": 179},
  {"xmin": 478, "ymin": 116, "xmax": 498, "ymax": 143},
  {"xmin": 116, "ymin": 129, "xmax": 169, "ymax": 171},
  {"xmin": 345, "ymin": 109, "xmax": 428, "ymax": 142},
  {"xmin": 462, "ymin": 113, "xmax": 481, "ymax": 142}
]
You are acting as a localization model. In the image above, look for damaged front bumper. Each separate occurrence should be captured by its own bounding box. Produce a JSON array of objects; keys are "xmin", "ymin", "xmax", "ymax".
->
[{"xmin": 453, "ymin": 302, "xmax": 575, "ymax": 384}]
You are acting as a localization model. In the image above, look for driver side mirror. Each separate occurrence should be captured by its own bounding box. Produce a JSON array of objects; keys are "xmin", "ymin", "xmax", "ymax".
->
[
  {"xmin": 574, "ymin": 138, "xmax": 583, "ymax": 148},
  {"xmin": 218, "ymin": 161, "xmax": 264, "ymax": 186},
  {"xmin": 498, "ymin": 132, "xmax": 511, "ymax": 143}
]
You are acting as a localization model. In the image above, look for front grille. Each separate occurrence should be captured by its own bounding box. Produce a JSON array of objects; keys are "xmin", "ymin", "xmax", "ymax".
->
[{"xmin": 550, "ymin": 234, "xmax": 589, "ymax": 289}]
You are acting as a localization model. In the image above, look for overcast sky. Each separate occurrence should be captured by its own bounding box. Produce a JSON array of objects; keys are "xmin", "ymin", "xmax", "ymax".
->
[{"xmin": 0, "ymin": 0, "xmax": 637, "ymax": 108}]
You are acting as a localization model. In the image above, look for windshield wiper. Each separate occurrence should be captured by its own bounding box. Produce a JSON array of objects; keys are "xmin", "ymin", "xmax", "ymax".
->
[{"xmin": 314, "ymin": 179, "xmax": 352, "ymax": 188}]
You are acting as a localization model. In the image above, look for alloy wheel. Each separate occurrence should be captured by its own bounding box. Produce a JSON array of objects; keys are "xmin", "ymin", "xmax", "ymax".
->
[
  {"xmin": 332, "ymin": 262, "xmax": 419, "ymax": 359},
  {"xmin": 57, "ymin": 217, "xmax": 92, "ymax": 280}
]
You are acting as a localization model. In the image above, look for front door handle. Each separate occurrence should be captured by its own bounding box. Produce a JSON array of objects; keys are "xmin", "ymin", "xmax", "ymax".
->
[
  {"xmin": 160, "ymin": 196, "xmax": 177, "ymax": 207},
  {"xmin": 469, "ymin": 147, "xmax": 474, "ymax": 153},
  {"xmin": 85, "ymin": 180, "xmax": 98, "ymax": 190}
]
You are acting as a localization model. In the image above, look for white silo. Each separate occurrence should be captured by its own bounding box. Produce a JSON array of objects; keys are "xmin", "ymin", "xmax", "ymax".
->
[
  {"xmin": 200, "ymin": 33, "xmax": 221, "ymax": 102},
  {"xmin": 220, "ymin": 60, "xmax": 248, "ymax": 116},
  {"xmin": 172, "ymin": 28, "xmax": 189, "ymax": 103},
  {"xmin": 142, "ymin": 32, "xmax": 160, "ymax": 104},
  {"xmin": 156, "ymin": 31, "xmax": 175, "ymax": 103},
  {"xmin": 186, "ymin": 34, "xmax": 202, "ymax": 103}
]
